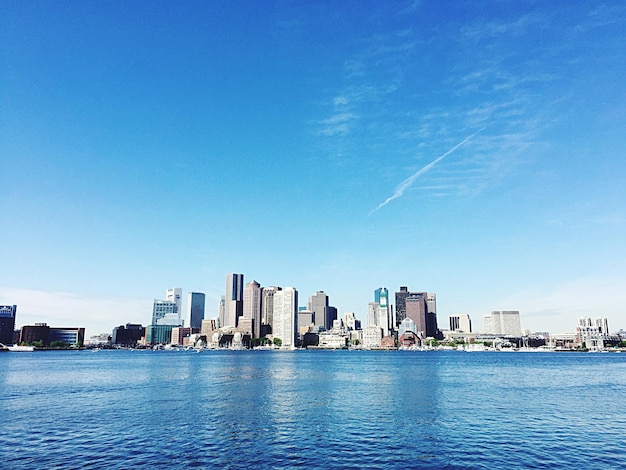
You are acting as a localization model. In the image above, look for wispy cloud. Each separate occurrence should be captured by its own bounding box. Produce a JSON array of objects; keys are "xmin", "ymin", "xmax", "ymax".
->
[
  {"xmin": 370, "ymin": 128, "xmax": 485, "ymax": 214},
  {"xmin": 317, "ymin": 112, "xmax": 358, "ymax": 136},
  {"xmin": 460, "ymin": 12, "xmax": 549, "ymax": 41}
]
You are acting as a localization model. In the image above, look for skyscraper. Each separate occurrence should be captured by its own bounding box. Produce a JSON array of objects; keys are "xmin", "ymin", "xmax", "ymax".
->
[
  {"xmin": 395, "ymin": 286, "xmax": 409, "ymax": 326},
  {"xmin": 308, "ymin": 291, "xmax": 329, "ymax": 329},
  {"xmin": 273, "ymin": 287, "xmax": 298, "ymax": 348},
  {"xmin": 261, "ymin": 286, "xmax": 281, "ymax": 336},
  {"xmin": 186, "ymin": 292, "xmax": 205, "ymax": 330},
  {"xmin": 375, "ymin": 287, "xmax": 392, "ymax": 336},
  {"xmin": 0, "ymin": 305, "xmax": 17, "ymax": 345},
  {"xmin": 166, "ymin": 288, "xmax": 182, "ymax": 315},
  {"xmin": 405, "ymin": 293, "xmax": 428, "ymax": 338},
  {"xmin": 396, "ymin": 287, "xmax": 439, "ymax": 338},
  {"xmin": 243, "ymin": 280, "xmax": 262, "ymax": 338},
  {"xmin": 325, "ymin": 306, "xmax": 338, "ymax": 330},
  {"xmin": 224, "ymin": 273, "xmax": 244, "ymax": 328}
]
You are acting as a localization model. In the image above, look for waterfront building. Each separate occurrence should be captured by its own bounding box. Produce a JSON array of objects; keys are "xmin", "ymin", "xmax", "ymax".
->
[
  {"xmin": 398, "ymin": 317, "xmax": 417, "ymax": 338},
  {"xmin": 450, "ymin": 314, "xmax": 472, "ymax": 333},
  {"xmin": 273, "ymin": 287, "xmax": 298, "ymax": 348},
  {"xmin": 237, "ymin": 317, "xmax": 254, "ymax": 337},
  {"xmin": 317, "ymin": 330, "xmax": 348, "ymax": 349},
  {"xmin": 243, "ymin": 280, "xmax": 262, "ymax": 338},
  {"xmin": 0, "ymin": 305, "xmax": 17, "ymax": 345},
  {"xmin": 87, "ymin": 333, "xmax": 111, "ymax": 346},
  {"xmin": 398, "ymin": 318, "xmax": 420, "ymax": 348},
  {"xmin": 576, "ymin": 317, "xmax": 610, "ymax": 350},
  {"xmin": 146, "ymin": 324, "xmax": 175, "ymax": 345},
  {"xmin": 362, "ymin": 326, "xmax": 383, "ymax": 349},
  {"xmin": 483, "ymin": 311, "xmax": 521, "ymax": 336},
  {"xmin": 112, "ymin": 323, "xmax": 145, "ymax": 346},
  {"xmin": 171, "ymin": 327, "xmax": 193, "ymax": 346},
  {"xmin": 186, "ymin": 292, "xmax": 205, "ymax": 330},
  {"xmin": 201, "ymin": 318, "xmax": 219, "ymax": 338},
  {"xmin": 224, "ymin": 273, "xmax": 244, "ymax": 328},
  {"xmin": 19, "ymin": 323, "xmax": 85, "ymax": 347},
  {"xmin": 50, "ymin": 327, "xmax": 85, "ymax": 346}
]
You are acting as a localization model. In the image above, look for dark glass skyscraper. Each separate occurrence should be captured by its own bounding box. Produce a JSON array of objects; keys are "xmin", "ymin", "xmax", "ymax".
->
[
  {"xmin": 0, "ymin": 305, "xmax": 17, "ymax": 345},
  {"xmin": 186, "ymin": 292, "xmax": 206, "ymax": 330},
  {"xmin": 224, "ymin": 273, "xmax": 244, "ymax": 328},
  {"xmin": 395, "ymin": 287, "xmax": 409, "ymax": 326}
]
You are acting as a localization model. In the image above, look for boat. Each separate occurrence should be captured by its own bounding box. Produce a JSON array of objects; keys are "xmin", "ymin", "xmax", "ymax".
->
[{"xmin": 7, "ymin": 345, "xmax": 36, "ymax": 352}]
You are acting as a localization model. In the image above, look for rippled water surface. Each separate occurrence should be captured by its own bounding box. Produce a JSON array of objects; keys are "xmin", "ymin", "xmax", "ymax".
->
[{"xmin": 1, "ymin": 350, "xmax": 624, "ymax": 469}]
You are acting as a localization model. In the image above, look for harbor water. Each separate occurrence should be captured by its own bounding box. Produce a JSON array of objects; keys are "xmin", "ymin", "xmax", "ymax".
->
[{"xmin": 1, "ymin": 349, "xmax": 624, "ymax": 469}]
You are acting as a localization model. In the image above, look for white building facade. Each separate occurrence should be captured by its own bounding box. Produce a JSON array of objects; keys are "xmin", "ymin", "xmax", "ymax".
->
[
  {"xmin": 483, "ymin": 311, "xmax": 521, "ymax": 336},
  {"xmin": 273, "ymin": 287, "xmax": 298, "ymax": 348}
]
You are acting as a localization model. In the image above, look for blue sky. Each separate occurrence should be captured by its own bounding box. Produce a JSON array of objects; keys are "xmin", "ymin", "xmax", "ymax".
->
[{"xmin": 2, "ymin": 0, "xmax": 625, "ymax": 336}]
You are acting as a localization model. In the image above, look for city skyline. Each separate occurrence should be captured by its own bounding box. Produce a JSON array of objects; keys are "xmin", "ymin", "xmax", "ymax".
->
[
  {"xmin": 2, "ymin": 278, "xmax": 622, "ymax": 340},
  {"xmin": 2, "ymin": 1, "xmax": 626, "ymax": 337}
]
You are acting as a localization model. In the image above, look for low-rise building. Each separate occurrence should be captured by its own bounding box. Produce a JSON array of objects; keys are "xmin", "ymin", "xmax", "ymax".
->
[
  {"xmin": 19, "ymin": 323, "xmax": 85, "ymax": 347},
  {"xmin": 362, "ymin": 326, "xmax": 382, "ymax": 349}
]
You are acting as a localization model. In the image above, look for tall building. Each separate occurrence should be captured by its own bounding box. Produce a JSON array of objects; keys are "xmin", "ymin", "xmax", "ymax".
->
[
  {"xmin": 426, "ymin": 293, "xmax": 437, "ymax": 315},
  {"xmin": 243, "ymin": 280, "xmax": 262, "ymax": 338},
  {"xmin": 166, "ymin": 288, "xmax": 182, "ymax": 315},
  {"xmin": 224, "ymin": 273, "xmax": 244, "ymax": 328},
  {"xmin": 450, "ymin": 314, "xmax": 472, "ymax": 333},
  {"xmin": 483, "ymin": 311, "xmax": 521, "ymax": 336},
  {"xmin": 186, "ymin": 292, "xmax": 205, "ymax": 330},
  {"xmin": 367, "ymin": 302, "xmax": 378, "ymax": 329},
  {"xmin": 218, "ymin": 296, "xmax": 225, "ymax": 328},
  {"xmin": 395, "ymin": 286, "xmax": 409, "ymax": 326},
  {"xmin": 396, "ymin": 287, "xmax": 439, "ymax": 338},
  {"xmin": 374, "ymin": 287, "xmax": 392, "ymax": 336},
  {"xmin": 152, "ymin": 300, "xmax": 179, "ymax": 325},
  {"xmin": 308, "ymin": 291, "xmax": 329, "ymax": 329},
  {"xmin": 405, "ymin": 293, "xmax": 428, "ymax": 338},
  {"xmin": 273, "ymin": 287, "xmax": 298, "ymax": 348},
  {"xmin": 261, "ymin": 286, "xmax": 281, "ymax": 336},
  {"xmin": 0, "ymin": 305, "xmax": 17, "ymax": 345},
  {"xmin": 325, "ymin": 306, "xmax": 338, "ymax": 331}
]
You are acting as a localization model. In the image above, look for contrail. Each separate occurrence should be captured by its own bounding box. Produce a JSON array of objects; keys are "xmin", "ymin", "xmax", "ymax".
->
[{"xmin": 369, "ymin": 128, "xmax": 485, "ymax": 215}]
